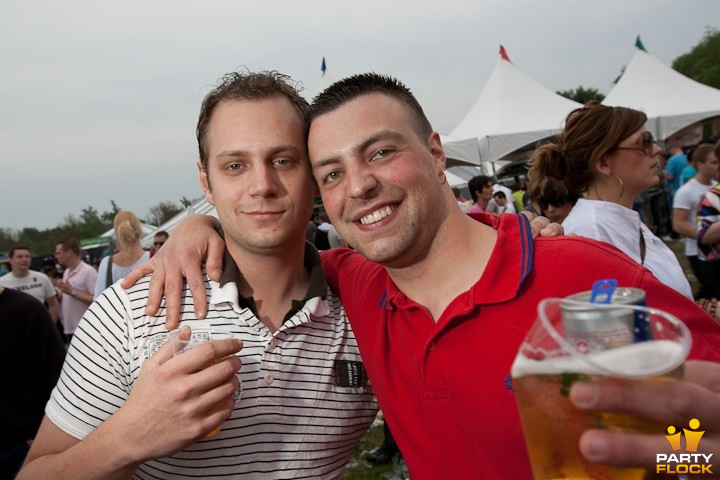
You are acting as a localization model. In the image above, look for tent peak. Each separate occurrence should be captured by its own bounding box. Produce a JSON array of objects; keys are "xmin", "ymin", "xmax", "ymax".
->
[{"xmin": 499, "ymin": 45, "xmax": 512, "ymax": 63}]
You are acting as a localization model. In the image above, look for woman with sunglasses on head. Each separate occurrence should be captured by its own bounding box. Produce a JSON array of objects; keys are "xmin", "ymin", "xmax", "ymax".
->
[{"xmin": 527, "ymin": 103, "xmax": 693, "ymax": 299}]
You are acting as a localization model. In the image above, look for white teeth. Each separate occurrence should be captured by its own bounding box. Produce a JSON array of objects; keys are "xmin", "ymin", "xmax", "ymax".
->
[{"xmin": 360, "ymin": 206, "xmax": 395, "ymax": 225}]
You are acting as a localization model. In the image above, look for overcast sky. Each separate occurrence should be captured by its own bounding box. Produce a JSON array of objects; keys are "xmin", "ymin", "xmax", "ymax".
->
[{"xmin": 1, "ymin": 0, "xmax": 717, "ymax": 232}]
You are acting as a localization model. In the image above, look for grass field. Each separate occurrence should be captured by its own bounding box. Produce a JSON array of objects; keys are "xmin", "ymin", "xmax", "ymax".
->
[
  {"xmin": 664, "ymin": 236, "xmax": 699, "ymax": 294},
  {"xmin": 344, "ymin": 415, "xmax": 408, "ymax": 480}
]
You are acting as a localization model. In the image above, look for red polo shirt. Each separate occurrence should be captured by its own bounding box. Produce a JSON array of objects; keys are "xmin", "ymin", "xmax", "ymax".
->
[{"xmin": 322, "ymin": 213, "xmax": 720, "ymax": 480}]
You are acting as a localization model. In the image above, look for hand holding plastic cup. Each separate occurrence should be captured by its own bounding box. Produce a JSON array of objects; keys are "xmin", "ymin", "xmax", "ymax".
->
[
  {"xmin": 171, "ymin": 327, "xmax": 235, "ymax": 436},
  {"xmin": 511, "ymin": 297, "xmax": 691, "ymax": 480}
]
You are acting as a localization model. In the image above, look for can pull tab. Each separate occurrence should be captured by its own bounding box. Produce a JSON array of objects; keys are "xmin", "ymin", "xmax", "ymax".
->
[{"xmin": 590, "ymin": 279, "xmax": 617, "ymax": 304}]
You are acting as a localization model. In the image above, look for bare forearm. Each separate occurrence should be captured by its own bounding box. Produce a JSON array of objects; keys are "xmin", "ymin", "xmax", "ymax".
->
[
  {"xmin": 19, "ymin": 450, "xmax": 138, "ymax": 480},
  {"xmin": 48, "ymin": 303, "xmax": 60, "ymax": 323},
  {"xmin": 674, "ymin": 222, "xmax": 696, "ymax": 239},
  {"xmin": 73, "ymin": 290, "xmax": 94, "ymax": 305},
  {"xmin": 671, "ymin": 209, "xmax": 695, "ymax": 239},
  {"xmin": 18, "ymin": 423, "xmax": 141, "ymax": 480}
]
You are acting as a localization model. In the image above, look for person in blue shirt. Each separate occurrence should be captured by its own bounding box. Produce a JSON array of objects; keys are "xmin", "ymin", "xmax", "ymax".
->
[{"xmin": 665, "ymin": 145, "xmax": 688, "ymax": 204}]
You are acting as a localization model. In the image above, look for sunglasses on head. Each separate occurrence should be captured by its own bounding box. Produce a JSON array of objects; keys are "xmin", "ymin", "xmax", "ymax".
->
[{"xmin": 614, "ymin": 131, "xmax": 655, "ymax": 156}]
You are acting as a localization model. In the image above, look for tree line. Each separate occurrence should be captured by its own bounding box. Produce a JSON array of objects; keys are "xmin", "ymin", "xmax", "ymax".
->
[{"xmin": 0, "ymin": 198, "xmax": 194, "ymax": 257}]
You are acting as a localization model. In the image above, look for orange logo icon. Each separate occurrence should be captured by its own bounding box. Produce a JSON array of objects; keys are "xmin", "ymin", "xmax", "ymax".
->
[{"xmin": 665, "ymin": 418, "xmax": 705, "ymax": 452}]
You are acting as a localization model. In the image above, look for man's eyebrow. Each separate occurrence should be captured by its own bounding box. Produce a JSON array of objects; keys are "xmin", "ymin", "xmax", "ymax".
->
[
  {"xmin": 311, "ymin": 130, "xmax": 405, "ymax": 171},
  {"xmin": 216, "ymin": 150, "xmax": 247, "ymax": 159},
  {"xmin": 216, "ymin": 145, "xmax": 305, "ymax": 160}
]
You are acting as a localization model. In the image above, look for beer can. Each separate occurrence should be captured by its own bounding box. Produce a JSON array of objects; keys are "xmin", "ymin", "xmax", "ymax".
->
[{"xmin": 562, "ymin": 287, "xmax": 648, "ymax": 353}]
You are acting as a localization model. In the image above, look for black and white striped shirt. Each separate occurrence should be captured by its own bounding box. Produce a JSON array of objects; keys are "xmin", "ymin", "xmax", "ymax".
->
[{"xmin": 46, "ymin": 267, "xmax": 378, "ymax": 479}]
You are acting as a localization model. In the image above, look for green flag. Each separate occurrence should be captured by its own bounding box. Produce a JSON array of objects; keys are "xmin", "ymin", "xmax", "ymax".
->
[{"xmin": 635, "ymin": 35, "xmax": 647, "ymax": 52}]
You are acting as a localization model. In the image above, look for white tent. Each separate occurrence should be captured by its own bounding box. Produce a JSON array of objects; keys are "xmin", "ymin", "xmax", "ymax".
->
[
  {"xmin": 440, "ymin": 135, "xmax": 483, "ymax": 169},
  {"xmin": 446, "ymin": 48, "xmax": 581, "ymax": 172},
  {"xmin": 603, "ymin": 47, "xmax": 720, "ymax": 141},
  {"xmin": 445, "ymin": 169, "xmax": 470, "ymax": 188}
]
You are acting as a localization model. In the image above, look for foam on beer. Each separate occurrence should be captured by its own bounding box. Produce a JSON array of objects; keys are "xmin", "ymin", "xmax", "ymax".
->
[{"xmin": 511, "ymin": 340, "xmax": 684, "ymax": 378}]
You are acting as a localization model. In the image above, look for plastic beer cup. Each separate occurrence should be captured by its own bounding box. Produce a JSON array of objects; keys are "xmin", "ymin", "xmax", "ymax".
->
[
  {"xmin": 171, "ymin": 327, "xmax": 234, "ymax": 437},
  {"xmin": 511, "ymin": 298, "xmax": 691, "ymax": 480}
]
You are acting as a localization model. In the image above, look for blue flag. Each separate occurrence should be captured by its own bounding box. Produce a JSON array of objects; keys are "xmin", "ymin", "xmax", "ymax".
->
[{"xmin": 321, "ymin": 57, "xmax": 327, "ymax": 77}]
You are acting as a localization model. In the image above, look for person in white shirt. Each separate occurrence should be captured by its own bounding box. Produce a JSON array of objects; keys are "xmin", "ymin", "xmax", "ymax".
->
[
  {"xmin": 528, "ymin": 103, "xmax": 693, "ymax": 299},
  {"xmin": 672, "ymin": 143, "xmax": 720, "ymax": 299},
  {"xmin": 488, "ymin": 183, "xmax": 516, "ymax": 214},
  {"xmin": 0, "ymin": 246, "xmax": 59, "ymax": 323}
]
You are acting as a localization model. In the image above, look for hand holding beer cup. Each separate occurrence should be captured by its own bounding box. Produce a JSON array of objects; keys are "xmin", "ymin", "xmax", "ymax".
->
[
  {"xmin": 171, "ymin": 327, "xmax": 239, "ymax": 437},
  {"xmin": 511, "ymin": 297, "xmax": 691, "ymax": 480}
]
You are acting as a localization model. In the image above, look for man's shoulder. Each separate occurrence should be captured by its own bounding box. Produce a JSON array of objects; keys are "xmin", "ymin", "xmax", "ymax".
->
[
  {"xmin": 79, "ymin": 260, "xmax": 95, "ymax": 270},
  {"xmin": 30, "ymin": 269, "xmax": 51, "ymax": 279},
  {"xmin": 669, "ymin": 153, "xmax": 688, "ymax": 164},
  {"xmin": 534, "ymin": 235, "xmax": 641, "ymax": 268},
  {"xmin": 673, "ymin": 180, "xmax": 700, "ymax": 203}
]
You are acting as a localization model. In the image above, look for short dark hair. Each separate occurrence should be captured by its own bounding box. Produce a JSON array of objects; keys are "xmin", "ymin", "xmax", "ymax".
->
[
  {"xmin": 154, "ymin": 231, "xmax": 169, "ymax": 239},
  {"xmin": 309, "ymin": 73, "xmax": 433, "ymax": 141},
  {"xmin": 56, "ymin": 238, "xmax": 81, "ymax": 256},
  {"xmin": 493, "ymin": 191, "xmax": 506, "ymax": 200},
  {"xmin": 196, "ymin": 70, "xmax": 309, "ymax": 171},
  {"xmin": 467, "ymin": 175, "xmax": 493, "ymax": 203},
  {"xmin": 9, "ymin": 246, "xmax": 30, "ymax": 258},
  {"xmin": 43, "ymin": 266, "xmax": 62, "ymax": 279},
  {"xmin": 691, "ymin": 143, "xmax": 716, "ymax": 166}
]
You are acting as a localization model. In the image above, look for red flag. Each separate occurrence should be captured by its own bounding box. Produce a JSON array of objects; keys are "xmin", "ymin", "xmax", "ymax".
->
[{"xmin": 499, "ymin": 45, "xmax": 511, "ymax": 63}]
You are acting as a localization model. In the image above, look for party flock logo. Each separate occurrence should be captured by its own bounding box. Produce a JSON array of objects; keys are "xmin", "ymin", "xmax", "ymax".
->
[{"xmin": 656, "ymin": 418, "xmax": 713, "ymax": 475}]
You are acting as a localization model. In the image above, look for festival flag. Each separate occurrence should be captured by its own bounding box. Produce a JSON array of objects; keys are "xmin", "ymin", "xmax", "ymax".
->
[
  {"xmin": 321, "ymin": 57, "xmax": 327, "ymax": 77},
  {"xmin": 635, "ymin": 35, "xmax": 647, "ymax": 52},
  {"xmin": 499, "ymin": 45, "xmax": 511, "ymax": 63}
]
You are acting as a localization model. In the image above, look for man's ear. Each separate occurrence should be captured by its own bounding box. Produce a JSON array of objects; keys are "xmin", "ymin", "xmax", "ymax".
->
[
  {"xmin": 428, "ymin": 131, "xmax": 447, "ymax": 174},
  {"xmin": 197, "ymin": 161, "xmax": 214, "ymax": 205}
]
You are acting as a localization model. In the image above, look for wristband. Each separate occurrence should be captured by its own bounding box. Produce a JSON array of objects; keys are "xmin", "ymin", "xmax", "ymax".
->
[{"xmin": 71, "ymin": 289, "xmax": 78, "ymax": 298}]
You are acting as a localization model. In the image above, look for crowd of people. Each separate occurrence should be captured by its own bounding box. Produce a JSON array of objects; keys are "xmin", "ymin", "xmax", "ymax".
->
[
  {"xmin": 2, "ymin": 69, "xmax": 719, "ymax": 479},
  {"xmin": 0, "ymin": 219, "xmax": 169, "ymax": 477}
]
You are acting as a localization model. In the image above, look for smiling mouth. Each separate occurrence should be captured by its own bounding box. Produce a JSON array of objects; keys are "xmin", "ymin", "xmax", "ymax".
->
[
  {"xmin": 359, "ymin": 206, "xmax": 396, "ymax": 225},
  {"xmin": 244, "ymin": 210, "xmax": 284, "ymax": 220}
]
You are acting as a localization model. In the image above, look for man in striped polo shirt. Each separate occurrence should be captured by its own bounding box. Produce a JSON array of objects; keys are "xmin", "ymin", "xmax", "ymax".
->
[{"xmin": 19, "ymin": 71, "xmax": 377, "ymax": 479}]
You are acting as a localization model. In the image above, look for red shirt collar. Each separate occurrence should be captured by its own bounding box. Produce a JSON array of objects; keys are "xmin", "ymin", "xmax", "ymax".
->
[{"xmin": 381, "ymin": 213, "xmax": 534, "ymax": 311}]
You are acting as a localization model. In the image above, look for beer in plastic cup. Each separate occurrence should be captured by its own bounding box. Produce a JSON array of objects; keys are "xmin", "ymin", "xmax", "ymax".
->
[
  {"xmin": 171, "ymin": 327, "xmax": 234, "ymax": 437},
  {"xmin": 511, "ymin": 298, "xmax": 690, "ymax": 480}
]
